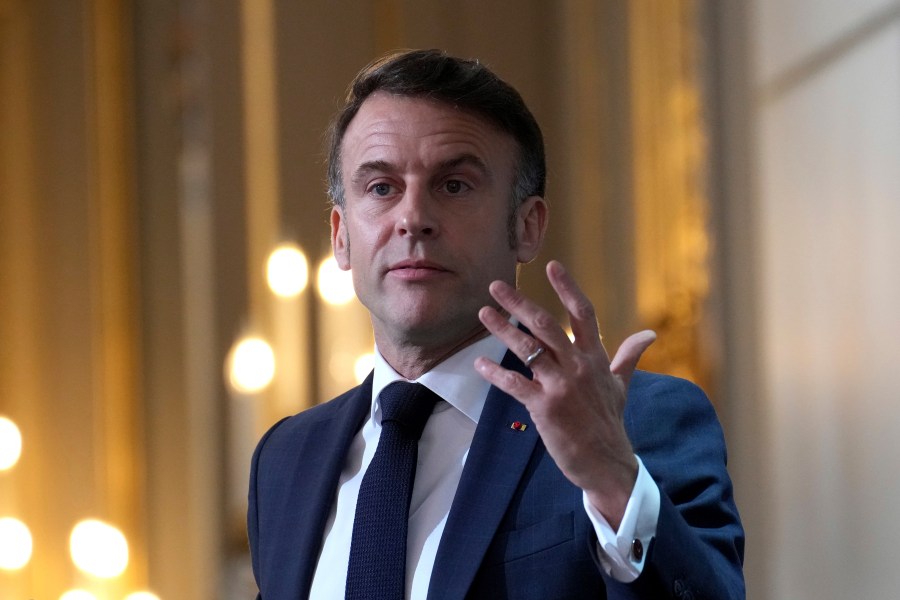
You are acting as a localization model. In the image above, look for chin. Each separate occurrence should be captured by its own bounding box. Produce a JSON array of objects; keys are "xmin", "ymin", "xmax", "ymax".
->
[{"xmin": 393, "ymin": 313, "xmax": 476, "ymax": 345}]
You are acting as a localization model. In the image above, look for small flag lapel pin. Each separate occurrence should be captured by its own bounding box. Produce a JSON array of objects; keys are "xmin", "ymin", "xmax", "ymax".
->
[{"xmin": 510, "ymin": 421, "xmax": 528, "ymax": 432}]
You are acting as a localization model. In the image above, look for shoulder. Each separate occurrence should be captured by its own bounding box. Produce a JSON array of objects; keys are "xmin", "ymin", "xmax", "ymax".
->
[
  {"xmin": 627, "ymin": 370, "xmax": 709, "ymax": 404},
  {"xmin": 625, "ymin": 371, "xmax": 719, "ymax": 431},
  {"xmin": 624, "ymin": 370, "xmax": 728, "ymax": 466},
  {"xmin": 253, "ymin": 381, "xmax": 370, "ymax": 458},
  {"xmin": 276, "ymin": 385, "xmax": 362, "ymax": 428}
]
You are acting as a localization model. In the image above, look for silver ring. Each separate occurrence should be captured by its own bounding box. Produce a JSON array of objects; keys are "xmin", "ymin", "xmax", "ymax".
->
[{"xmin": 524, "ymin": 346, "xmax": 546, "ymax": 367}]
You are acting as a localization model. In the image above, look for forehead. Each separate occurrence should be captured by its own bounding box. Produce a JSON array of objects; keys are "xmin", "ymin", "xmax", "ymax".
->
[{"xmin": 340, "ymin": 92, "xmax": 517, "ymax": 174}]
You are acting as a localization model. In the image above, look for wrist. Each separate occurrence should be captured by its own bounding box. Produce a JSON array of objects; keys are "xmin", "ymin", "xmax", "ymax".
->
[{"xmin": 584, "ymin": 457, "xmax": 639, "ymax": 529}]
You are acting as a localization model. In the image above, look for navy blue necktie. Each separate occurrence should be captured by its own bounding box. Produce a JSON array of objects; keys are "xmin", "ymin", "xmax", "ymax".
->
[{"xmin": 345, "ymin": 381, "xmax": 440, "ymax": 599}]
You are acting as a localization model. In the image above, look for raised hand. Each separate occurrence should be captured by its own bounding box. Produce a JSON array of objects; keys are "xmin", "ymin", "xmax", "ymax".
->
[{"xmin": 475, "ymin": 260, "xmax": 656, "ymax": 528}]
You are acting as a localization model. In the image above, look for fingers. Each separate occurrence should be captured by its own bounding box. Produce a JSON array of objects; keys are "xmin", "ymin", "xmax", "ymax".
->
[
  {"xmin": 478, "ymin": 304, "xmax": 548, "ymax": 368},
  {"xmin": 485, "ymin": 260, "xmax": 605, "ymax": 360},
  {"xmin": 481, "ymin": 261, "xmax": 654, "ymax": 386},
  {"xmin": 609, "ymin": 330, "xmax": 657, "ymax": 387},
  {"xmin": 474, "ymin": 355, "xmax": 539, "ymax": 401},
  {"xmin": 545, "ymin": 260, "xmax": 604, "ymax": 353},
  {"xmin": 485, "ymin": 280, "xmax": 572, "ymax": 355}
]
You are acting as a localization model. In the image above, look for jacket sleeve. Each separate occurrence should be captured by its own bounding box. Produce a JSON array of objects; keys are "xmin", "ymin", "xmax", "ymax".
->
[{"xmin": 603, "ymin": 373, "xmax": 745, "ymax": 600}]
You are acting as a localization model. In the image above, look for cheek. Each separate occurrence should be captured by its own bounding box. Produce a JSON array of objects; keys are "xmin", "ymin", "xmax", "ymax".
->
[
  {"xmin": 461, "ymin": 212, "xmax": 514, "ymax": 250},
  {"xmin": 344, "ymin": 218, "xmax": 389, "ymax": 263}
]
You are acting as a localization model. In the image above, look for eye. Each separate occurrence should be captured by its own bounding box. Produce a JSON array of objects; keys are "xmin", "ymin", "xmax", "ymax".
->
[
  {"xmin": 368, "ymin": 182, "xmax": 394, "ymax": 197},
  {"xmin": 441, "ymin": 180, "xmax": 470, "ymax": 195}
]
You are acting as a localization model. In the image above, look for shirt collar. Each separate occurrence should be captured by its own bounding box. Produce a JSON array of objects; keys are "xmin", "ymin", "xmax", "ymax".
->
[{"xmin": 371, "ymin": 333, "xmax": 509, "ymax": 425}]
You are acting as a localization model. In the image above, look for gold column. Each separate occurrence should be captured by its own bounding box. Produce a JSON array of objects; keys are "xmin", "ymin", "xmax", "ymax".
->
[
  {"xmin": 628, "ymin": 0, "xmax": 711, "ymax": 387},
  {"xmin": 85, "ymin": 0, "xmax": 145, "ymax": 594},
  {"xmin": 0, "ymin": 0, "xmax": 144, "ymax": 595},
  {"xmin": 0, "ymin": 1, "xmax": 40, "ymax": 597},
  {"xmin": 239, "ymin": 0, "xmax": 312, "ymax": 428},
  {"xmin": 239, "ymin": 0, "xmax": 279, "ymax": 390},
  {"xmin": 558, "ymin": 0, "xmax": 608, "ymax": 297}
]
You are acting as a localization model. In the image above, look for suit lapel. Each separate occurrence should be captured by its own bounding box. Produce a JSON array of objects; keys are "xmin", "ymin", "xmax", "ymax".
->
[
  {"xmin": 287, "ymin": 376, "xmax": 372, "ymax": 597},
  {"xmin": 428, "ymin": 350, "xmax": 539, "ymax": 600}
]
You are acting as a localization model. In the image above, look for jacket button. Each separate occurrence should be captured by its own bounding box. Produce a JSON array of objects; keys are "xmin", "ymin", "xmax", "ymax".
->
[{"xmin": 631, "ymin": 538, "xmax": 644, "ymax": 561}]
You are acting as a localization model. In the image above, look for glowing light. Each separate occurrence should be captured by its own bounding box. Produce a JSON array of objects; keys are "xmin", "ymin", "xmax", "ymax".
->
[
  {"xmin": 561, "ymin": 328, "xmax": 601, "ymax": 343},
  {"xmin": 316, "ymin": 256, "xmax": 356, "ymax": 305},
  {"xmin": 125, "ymin": 593, "xmax": 161, "ymax": 600},
  {"xmin": 70, "ymin": 519, "xmax": 129, "ymax": 578},
  {"xmin": 60, "ymin": 591, "xmax": 98, "ymax": 600},
  {"xmin": 228, "ymin": 337, "xmax": 276, "ymax": 394},
  {"xmin": 0, "ymin": 416, "xmax": 22, "ymax": 470},
  {"xmin": 354, "ymin": 353, "xmax": 375, "ymax": 384},
  {"xmin": 267, "ymin": 244, "xmax": 309, "ymax": 298},
  {"xmin": 0, "ymin": 517, "xmax": 32, "ymax": 570}
]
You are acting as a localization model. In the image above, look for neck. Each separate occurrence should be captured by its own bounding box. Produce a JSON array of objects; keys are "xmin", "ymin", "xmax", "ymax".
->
[{"xmin": 375, "ymin": 325, "xmax": 491, "ymax": 380}]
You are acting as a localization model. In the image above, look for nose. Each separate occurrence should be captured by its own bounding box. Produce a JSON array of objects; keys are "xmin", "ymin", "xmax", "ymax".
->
[{"xmin": 395, "ymin": 186, "xmax": 438, "ymax": 238}]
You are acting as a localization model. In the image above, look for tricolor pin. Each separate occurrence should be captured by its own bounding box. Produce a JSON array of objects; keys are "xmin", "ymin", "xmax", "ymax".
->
[{"xmin": 510, "ymin": 421, "xmax": 528, "ymax": 432}]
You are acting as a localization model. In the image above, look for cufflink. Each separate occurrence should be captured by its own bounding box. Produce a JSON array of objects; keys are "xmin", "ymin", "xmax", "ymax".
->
[{"xmin": 631, "ymin": 538, "xmax": 644, "ymax": 561}]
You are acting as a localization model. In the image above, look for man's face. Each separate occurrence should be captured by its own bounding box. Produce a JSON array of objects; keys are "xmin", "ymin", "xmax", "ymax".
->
[{"xmin": 331, "ymin": 92, "xmax": 545, "ymax": 350}]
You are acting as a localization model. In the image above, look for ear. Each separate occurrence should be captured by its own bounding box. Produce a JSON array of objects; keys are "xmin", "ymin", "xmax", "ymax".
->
[
  {"xmin": 515, "ymin": 196, "xmax": 548, "ymax": 263},
  {"xmin": 330, "ymin": 206, "xmax": 351, "ymax": 270}
]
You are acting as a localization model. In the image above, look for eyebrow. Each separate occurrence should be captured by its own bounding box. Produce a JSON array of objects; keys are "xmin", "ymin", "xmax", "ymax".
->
[
  {"xmin": 436, "ymin": 154, "xmax": 491, "ymax": 179},
  {"xmin": 351, "ymin": 160, "xmax": 395, "ymax": 187},
  {"xmin": 350, "ymin": 154, "xmax": 492, "ymax": 187}
]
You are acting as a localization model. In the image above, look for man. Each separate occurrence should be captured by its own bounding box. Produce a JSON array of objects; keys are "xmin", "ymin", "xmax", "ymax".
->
[{"xmin": 248, "ymin": 49, "xmax": 744, "ymax": 599}]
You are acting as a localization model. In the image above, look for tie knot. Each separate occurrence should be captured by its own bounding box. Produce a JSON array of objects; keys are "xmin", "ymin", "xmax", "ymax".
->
[{"xmin": 378, "ymin": 381, "xmax": 439, "ymax": 441}]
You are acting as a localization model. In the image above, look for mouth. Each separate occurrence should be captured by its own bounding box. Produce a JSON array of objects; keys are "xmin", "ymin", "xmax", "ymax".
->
[{"xmin": 386, "ymin": 259, "xmax": 451, "ymax": 281}]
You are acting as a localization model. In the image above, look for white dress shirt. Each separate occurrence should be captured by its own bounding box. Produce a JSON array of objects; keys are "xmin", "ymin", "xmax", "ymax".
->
[{"xmin": 309, "ymin": 334, "xmax": 660, "ymax": 599}]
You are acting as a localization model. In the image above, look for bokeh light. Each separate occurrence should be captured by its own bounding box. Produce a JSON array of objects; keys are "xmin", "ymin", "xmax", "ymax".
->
[
  {"xmin": 316, "ymin": 256, "xmax": 356, "ymax": 305},
  {"xmin": 124, "ymin": 592, "xmax": 162, "ymax": 600},
  {"xmin": 354, "ymin": 353, "xmax": 375, "ymax": 384},
  {"xmin": 69, "ymin": 519, "xmax": 129, "ymax": 578},
  {"xmin": 267, "ymin": 243, "xmax": 309, "ymax": 298},
  {"xmin": 0, "ymin": 416, "xmax": 23, "ymax": 470},
  {"xmin": 0, "ymin": 517, "xmax": 32, "ymax": 570},
  {"xmin": 228, "ymin": 337, "xmax": 276, "ymax": 394},
  {"xmin": 60, "ymin": 591, "xmax": 98, "ymax": 600}
]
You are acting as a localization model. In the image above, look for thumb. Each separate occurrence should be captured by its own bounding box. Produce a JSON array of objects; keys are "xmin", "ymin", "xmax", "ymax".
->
[{"xmin": 609, "ymin": 330, "xmax": 657, "ymax": 388}]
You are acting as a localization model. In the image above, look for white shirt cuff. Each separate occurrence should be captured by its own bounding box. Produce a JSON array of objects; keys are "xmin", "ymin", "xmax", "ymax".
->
[{"xmin": 582, "ymin": 455, "xmax": 660, "ymax": 582}]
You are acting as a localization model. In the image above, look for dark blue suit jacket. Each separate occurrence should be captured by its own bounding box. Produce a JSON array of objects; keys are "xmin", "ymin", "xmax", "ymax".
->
[{"xmin": 248, "ymin": 351, "xmax": 745, "ymax": 599}]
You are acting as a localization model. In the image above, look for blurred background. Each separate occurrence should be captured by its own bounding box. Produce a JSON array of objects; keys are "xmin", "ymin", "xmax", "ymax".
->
[{"xmin": 1, "ymin": 0, "xmax": 898, "ymax": 598}]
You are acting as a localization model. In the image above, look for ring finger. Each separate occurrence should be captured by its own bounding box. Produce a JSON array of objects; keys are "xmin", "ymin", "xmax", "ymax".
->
[
  {"xmin": 487, "ymin": 280, "xmax": 572, "ymax": 353},
  {"xmin": 478, "ymin": 305, "xmax": 553, "ymax": 369}
]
